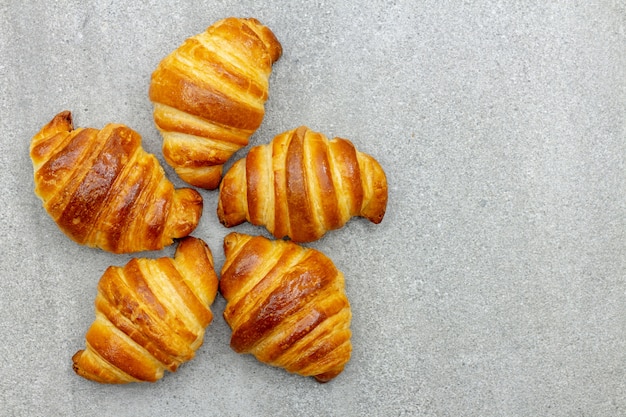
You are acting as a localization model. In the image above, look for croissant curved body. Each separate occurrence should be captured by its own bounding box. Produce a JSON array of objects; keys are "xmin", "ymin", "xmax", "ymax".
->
[
  {"xmin": 72, "ymin": 237, "xmax": 219, "ymax": 383},
  {"xmin": 220, "ymin": 232, "xmax": 352, "ymax": 382},
  {"xmin": 149, "ymin": 17, "xmax": 282, "ymax": 189},
  {"xmin": 217, "ymin": 126, "xmax": 388, "ymax": 242},
  {"xmin": 30, "ymin": 111, "xmax": 203, "ymax": 254}
]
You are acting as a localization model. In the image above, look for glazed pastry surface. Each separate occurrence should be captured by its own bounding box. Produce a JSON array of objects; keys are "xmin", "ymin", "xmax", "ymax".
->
[
  {"xmin": 220, "ymin": 232, "xmax": 352, "ymax": 382},
  {"xmin": 72, "ymin": 237, "xmax": 218, "ymax": 383},
  {"xmin": 30, "ymin": 111, "xmax": 203, "ymax": 253},
  {"xmin": 218, "ymin": 126, "xmax": 388, "ymax": 242},
  {"xmin": 149, "ymin": 17, "xmax": 282, "ymax": 189}
]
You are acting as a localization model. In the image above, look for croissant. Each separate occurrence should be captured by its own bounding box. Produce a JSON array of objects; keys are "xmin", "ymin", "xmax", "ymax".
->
[
  {"xmin": 220, "ymin": 232, "xmax": 352, "ymax": 382},
  {"xmin": 72, "ymin": 237, "xmax": 219, "ymax": 383},
  {"xmin": 217, "ymin": 126, "xmax": 388, "ymax": 242},
  {"xmin": 30, "ymin": 111, "xmax": 203, "ymax": 254},
  {"xmin": 149, "ymin": 17, "xmax": 282, "ymax": 189}
]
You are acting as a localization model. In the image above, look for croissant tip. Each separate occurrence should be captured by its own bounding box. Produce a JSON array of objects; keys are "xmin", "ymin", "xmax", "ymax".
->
[
  {"xmin": 223, "ymin": 232, "xmax": 250, "ymax": 254},
  {"xmin": 71, "ymin": 350, "xmax": 85, "ymax": 376},
  {"xmin": 240, "ymin": 17, "xmax": 282, "ymax": 64},
  {"xmin": 47, "ymin": 110, "xmax": 74, "ymax": 132},
  {"xmin": 57, "ymin": 109, "xmax": 72, "ymax": 120},
  {"xmin": 223, "ymin": 231, "xmax": 239, "ymax": 244},
  {"xmin": 371, "ymin": 211, "xmax": 386, "ymax": 224}
]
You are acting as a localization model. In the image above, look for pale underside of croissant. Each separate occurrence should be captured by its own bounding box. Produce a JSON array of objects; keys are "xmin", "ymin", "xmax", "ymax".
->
[
  {"xmin": 217, "ymin": 126, "xmax": 388, "ymax": 242},
  {"xmin": 72, "ymin": 237, "xmax": 219, "ymax": 383},
  {"xmin": 220, "ymin": 232, "xmax": 352, "ymax": 382},
  {"xmin": 30, "ymin": 111, "xmax": 203, "ymax": 254},
  {"xmin": 149, "ymin": 17, "xmax": 282, "ymax": 189}
]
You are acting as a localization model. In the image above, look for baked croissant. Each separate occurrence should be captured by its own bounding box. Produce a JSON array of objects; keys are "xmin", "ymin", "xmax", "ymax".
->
[
  {"xmin": 220, "ymin": 232, "xmax": 352, "ymax": 382},
  {"xmin": 30, "ymin": 111, "xmax": 203, "ymax": 254},
  {"xmin": 72, "ymin": 236, "xmax": 219, "ymax": 383},
  {"xmin": 149, "ymin": 17, "xmax": 282, "ymax": 189},
  {"xmin": 217, "ymin": 126, "xmax": 388, "ymax": 242}
]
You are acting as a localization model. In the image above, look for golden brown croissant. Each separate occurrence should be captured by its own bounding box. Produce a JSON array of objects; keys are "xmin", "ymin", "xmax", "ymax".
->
[
  {"xmin": 149, "ymin": 17, "xmax": 282, "ymax": 189},
  {"xmin": 30, "ymin": 111, "xmax": 203, "ymax": 254},
  {"xmin": 217, "ymin": 126, "xmax": 388, "ymax": 242},
  {"xmin": 72, "ymin": 237, "xmax": 219, "ymax": 383},
  {"xmin": 220, "ymin": 232, "xmax": 352, "ymax": 382}
]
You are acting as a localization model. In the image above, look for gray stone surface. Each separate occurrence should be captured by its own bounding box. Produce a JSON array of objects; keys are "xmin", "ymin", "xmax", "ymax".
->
[{"xmin": 1, "ymin": 1, "xmax": 625, "ymax": 416}]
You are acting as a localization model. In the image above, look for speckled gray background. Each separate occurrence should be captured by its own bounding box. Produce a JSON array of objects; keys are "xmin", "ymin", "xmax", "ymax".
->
[{"xmin": 1, "ymin": 1, "xmax": 625, "ymax": 416}]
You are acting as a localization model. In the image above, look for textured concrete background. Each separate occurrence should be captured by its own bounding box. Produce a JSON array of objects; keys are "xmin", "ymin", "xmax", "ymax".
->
[{"xmin": 1, "ymin": 1, "xmax": 625, "ymax": 416}]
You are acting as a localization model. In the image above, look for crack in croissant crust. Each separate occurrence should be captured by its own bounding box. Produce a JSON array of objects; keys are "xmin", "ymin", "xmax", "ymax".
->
[
  {"xmin": 220, "ymin": 232, "xmax": 352, "ymax": 382},
  {"xmin": 149, "ymin": 17, "xmax": 282, "ymax": 189},
  {"xmin": 30, "ymin": 111, "xmax": 203, "ymax": 254},
  {"xmin": 217, "ymin": 126, "xmax": 388, "ymax": 242},
  {"xmin": 72, "ymin": 237, "xmax": 219, "ymax": 383}
]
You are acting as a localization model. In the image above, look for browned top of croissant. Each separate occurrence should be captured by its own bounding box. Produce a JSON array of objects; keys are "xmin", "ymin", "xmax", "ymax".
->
[
  {"xmin": 30, "ymin": 111, "xmax": 203, "ymax": 253},
  {"xmin": 217, "ymin": 126, "xmax": 388, "ymax": 242},
  {"xmin": 220, "ymin": 232, "xmax": 352, "ymax": 382},
  {"xmin": 72, "ymin": 237, "xmax": 219, "ymax": 383},
  {"xmin": 149, "ymin": 17, "xmax": 282, "ymax": 189}
]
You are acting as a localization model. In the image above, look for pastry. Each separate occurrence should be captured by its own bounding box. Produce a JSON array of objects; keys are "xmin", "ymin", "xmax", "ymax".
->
[
  {"xmin": 149, "ymin": 17, "xmax": 282, "ymax": 189},
  {"xmin": 217, "ymin": 126, "xmax": 387, "ymax": 242},
  {"xmin": 30, "ymin": 111, "xmax": 203, "ymax": 254},
  {"xmin": 72, "ymin": 237, "xmax": 218, "ymax": 383},
  {"xmin": 220, "ymin": 232, "xmax": 352, "ymax": 382}
]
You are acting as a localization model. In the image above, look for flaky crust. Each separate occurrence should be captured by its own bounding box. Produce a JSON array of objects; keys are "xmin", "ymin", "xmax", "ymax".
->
[
  {"xmin": 220, "ymin": 232, "xmax": 352, "ymax": 382},
  {"xmin": 149, "ymin": 17, "xmax": 282, "ymax": 189},
  {"xmin": 217, "ymin": 126, "xmax": 388, "ymax": 242},
  {"xmin": 30, "ymin": 111, "xmax": 203, "ymax": 254},
  {"xmin": 72, "ymin": 237, "xmax": 219, "ymax": 383}
]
